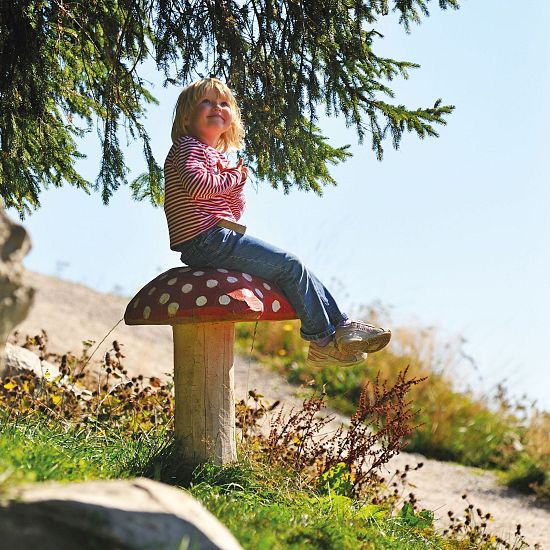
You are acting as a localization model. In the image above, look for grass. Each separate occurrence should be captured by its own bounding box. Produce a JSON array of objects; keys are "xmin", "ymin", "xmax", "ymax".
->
[
  {"xmin": 189, "ymin": 462, "xmax": 443, "ymax": 550},
  {"xmin": 0, "ymin": 409, "xmax": 520, "ymax": 549},
  {"xmin": 0, "ymin": 412, "xmax": 177, "ymax": 489},
  {"xmin": 0, "ymin": 331, "xmax": 532, "ymax": 548},
  {"xmin": 235, "ymin": 317, "xmax": 550, "ymax": 499},
  {"xmin": 0, "ymin": 412, "xmax": 124, "ymax": 488}
]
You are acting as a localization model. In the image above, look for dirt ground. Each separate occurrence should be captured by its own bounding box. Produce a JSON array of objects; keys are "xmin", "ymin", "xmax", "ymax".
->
[{"xmin": 12, "ymin": 271, "xmax": 550, "ymax": 547}]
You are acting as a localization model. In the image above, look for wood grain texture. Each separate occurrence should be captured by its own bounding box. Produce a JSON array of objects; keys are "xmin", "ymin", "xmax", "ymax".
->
[{"xmin": 172, "ymin": 323, "xmax": 236, "ymax": 467}]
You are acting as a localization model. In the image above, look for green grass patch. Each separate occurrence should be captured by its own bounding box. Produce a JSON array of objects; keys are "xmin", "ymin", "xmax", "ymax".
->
[
  {"xmin": 0, "ymin": 412, "xmax": 126, "ymax": 488},
  {"xmin": 0, "ymin": 411, "xmax": 446, "ymax": 549},
  {"xmin": 190, "ymin": 463, "xmax": 443, "ymax": 549}
]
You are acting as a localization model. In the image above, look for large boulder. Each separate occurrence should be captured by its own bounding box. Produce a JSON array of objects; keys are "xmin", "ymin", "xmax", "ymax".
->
[
  {"xmin": 0, "ymin": 204, "xmax": 34, "ymax": 372},
  {"xmin": 0, "ymin": 477, "xmax": 243, "ymax": 550}
]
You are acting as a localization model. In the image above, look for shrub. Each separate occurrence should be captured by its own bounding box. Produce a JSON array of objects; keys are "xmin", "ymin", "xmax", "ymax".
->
[
  {"xmin": 504, "ymin": 411, "xmax": 550, "ymax": 497},
  {"xmin": 235, "ymin": 313, "xmax": 549, "ymax": 498},
  {"xmin": 239, "ymin": 367, "xmax": 425, "ymax": 498},
  {"xmin": 3, "ymin": 330, "xmax": 174, "ymax": 435}
]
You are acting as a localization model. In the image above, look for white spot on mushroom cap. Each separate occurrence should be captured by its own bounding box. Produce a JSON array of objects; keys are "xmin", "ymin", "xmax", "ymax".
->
[
  {"xmin": 159, "ymin": 293, "xmax": 170, "ymax": 304},
  {"xmin": 181, "ymin": 284, "xmax": 193, "ymax": 294},
  {"xmin": 147, "ymin": 286, "xmax": 157, "ymax": 296},
  {"xmin": 167, "ymin": 277, "xmax": 177, "ymax": 285},
  {"xmin": 206, "ymin": 279, "xmax": 218, "ymax": 288},
  {"xmin": 263, "ymin": 282, "xmax": 271, "ymax": 290},
  {"xmin": 219, "ymin": 295, "xmax": 230, "ymax": 305},
  {"xmin": 196, "ymin": 296, "xmax": 207, "ymax": 306},
  {"xmin": 217, "ymin": 268, "xmax": 228, "ymax": 273},
  {"xmin": 255, "ymin": 288, "xmax": 263, "ymax": 299},
  {"xmin": 193, "ymin": 270, "xmax": 205, "ymax": 276},
  {"xmin": 227, "ymin": 276, "xmax": 238, "ymax": 283},
  {"xmin": 167, "ymin": 302, "xmax": 179, "ymax": 316},
  {"xmin": 143, "ymin": 306, "xmax": 151, "ymax": 319},
  {"xmin": 133, "ymin": 297, "xmax": 140, "ymax": 309},
  {"xmin": 272, "ymin": 300, "xmax": 281, "ymax": 312},
  {"xmin": 242, "ymin": 289, "xmax": 253, "ymax": 297},
  {"xmin": 242, "ymin": 273, "xmax": 252, "ymax": 281}
]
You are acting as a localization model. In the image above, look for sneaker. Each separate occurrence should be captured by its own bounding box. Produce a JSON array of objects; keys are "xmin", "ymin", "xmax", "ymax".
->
[
  {"xmin": 335, "ymin": 320, "xmax": 391, "ymax": 354},
  {"xmin": 307, "ymin": 339, "xmax": 367, "ymax": 369}
]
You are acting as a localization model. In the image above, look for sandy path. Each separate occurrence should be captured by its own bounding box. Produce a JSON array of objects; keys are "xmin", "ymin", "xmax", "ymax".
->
[{"xmin": 11, "ymin": 271, "xmax": 550, "ymax": 547}]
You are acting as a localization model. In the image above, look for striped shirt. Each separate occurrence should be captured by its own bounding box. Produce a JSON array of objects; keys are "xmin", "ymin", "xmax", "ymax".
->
[{"xmin": 164, "ymin": 135, "xmax": 246, "ymax": 249}]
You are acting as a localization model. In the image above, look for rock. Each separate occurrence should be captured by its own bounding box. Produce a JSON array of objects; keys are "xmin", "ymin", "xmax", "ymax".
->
[
  {"xmin": 0, "ymin": 204, "xmax": 35, "ymax": 372},
  {"xmin": 1, "ymin": 343, "xmax": 59, "ymax": 380},
  {"xmin": 1, "ymin": 343, "xmax": 92, "ymax": 400},
  {"xmin": 0, "ymin": 477, "xmax": 243, "ymax": 550}
]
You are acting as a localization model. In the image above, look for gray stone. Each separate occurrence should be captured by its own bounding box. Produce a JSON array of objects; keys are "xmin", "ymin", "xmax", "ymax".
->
[
  {"xmin": 1, "ymin": 343, "xmax": 92, "ymax": 400},
  {"xmin": 1, "ymin": 343, "xmax": 59, "ymax": 380},
  {"xmin": 0, "ymin": 477, "xmax": 243, "ymax": 550},
  {"xmin": 0, "ymin": 204, "xmax": 34, "ymax": 372}
]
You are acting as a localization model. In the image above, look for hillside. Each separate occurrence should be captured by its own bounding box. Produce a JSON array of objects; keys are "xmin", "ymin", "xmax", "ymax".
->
[{"xmin": 9, "ymin": 271, "xmax": 550, "ymax": 547}]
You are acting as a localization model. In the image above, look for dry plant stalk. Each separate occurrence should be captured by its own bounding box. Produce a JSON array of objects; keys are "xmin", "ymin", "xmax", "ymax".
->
[{"xmin": 242, "ymin": 366, "xmax": 426, "ymax": 496}]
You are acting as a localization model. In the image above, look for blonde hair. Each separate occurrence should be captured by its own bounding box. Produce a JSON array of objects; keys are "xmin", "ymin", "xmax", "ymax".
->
[{"xmin": 171, "ymin": 78, "xmax": 245, "ymax": 152}]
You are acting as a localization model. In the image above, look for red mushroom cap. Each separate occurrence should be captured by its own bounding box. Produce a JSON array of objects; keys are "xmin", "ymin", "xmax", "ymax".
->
[{"xmin": 124, "ymin": 267, "xmax": 297, "ymax": 325}]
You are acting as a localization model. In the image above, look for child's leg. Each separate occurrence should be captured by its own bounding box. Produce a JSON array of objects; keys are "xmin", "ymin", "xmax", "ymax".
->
[{"xmin": 176, "ymin": 226, "xmax": 345, "ymax": 341}]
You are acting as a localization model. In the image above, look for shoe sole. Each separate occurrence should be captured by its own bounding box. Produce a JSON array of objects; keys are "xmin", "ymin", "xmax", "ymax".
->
[
  {"xmin": 337, "ymin": 331, "xmax": 391, "ymax": 354},
  {"xmin": 306, "ymin": 351, "xmax": 368, "ymax": 369},
  {"xmin": 306, "ymin": 356, "xmax": 367, "ymax": 369}
]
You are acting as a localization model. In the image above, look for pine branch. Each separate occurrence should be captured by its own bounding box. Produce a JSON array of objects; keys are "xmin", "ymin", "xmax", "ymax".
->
[{"xmin": 1, "ymin": 0, "xmax": 460, "ymax": 213}]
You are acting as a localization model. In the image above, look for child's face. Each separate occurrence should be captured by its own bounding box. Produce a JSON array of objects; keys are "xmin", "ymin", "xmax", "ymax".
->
[{"xmin": 186, "ymin": 89, "xmax": 233, "ymax": 147}]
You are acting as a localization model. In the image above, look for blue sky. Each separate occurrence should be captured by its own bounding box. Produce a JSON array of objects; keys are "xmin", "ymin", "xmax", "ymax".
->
[{"xmin": 11, "ymin": 1, "xmax": 550, "ymax": 408}]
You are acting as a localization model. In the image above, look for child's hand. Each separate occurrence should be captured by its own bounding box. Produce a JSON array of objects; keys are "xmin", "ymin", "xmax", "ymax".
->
[
  {"xmin": 237, "ymin": 158, "xmax": 248, "ymax": 182},
  {"xmin": 216, "ymin": 158, "xmax": 242, "ymax": 172},
  {"xmin": 216, "ymin": 159, "xmax": 230, "ymax": 173},
  {"xmin": 218, "ymin": 158, "xmax": 247, "ymax": 182}
]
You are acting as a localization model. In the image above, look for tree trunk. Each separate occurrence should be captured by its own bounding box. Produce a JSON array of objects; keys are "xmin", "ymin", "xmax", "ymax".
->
[{"xmin": 172, "ymin": 322, "xmax": 237, "ymax": 468}]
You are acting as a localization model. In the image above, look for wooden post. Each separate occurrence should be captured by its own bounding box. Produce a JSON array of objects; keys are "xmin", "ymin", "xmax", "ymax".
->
[{"xmin": 172, "ymin": 322, "xmax": 237, "ymax": 467}]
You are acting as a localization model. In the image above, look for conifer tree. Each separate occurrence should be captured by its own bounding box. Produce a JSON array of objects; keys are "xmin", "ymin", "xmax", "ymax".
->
[{"xmin": 0, "ymin": 0, "xmax": 459, "ymax": 215}]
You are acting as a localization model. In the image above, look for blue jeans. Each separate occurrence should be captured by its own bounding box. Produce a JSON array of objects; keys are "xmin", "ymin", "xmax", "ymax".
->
[{"xmin": 175, "ymin": 226, "xmax": 348, "ymax": 341}]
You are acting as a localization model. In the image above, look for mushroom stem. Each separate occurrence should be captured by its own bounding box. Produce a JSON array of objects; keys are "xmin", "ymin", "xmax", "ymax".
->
[{"xmin": 172, "ymin": 322, "xmax": 237, "ymax": 467}]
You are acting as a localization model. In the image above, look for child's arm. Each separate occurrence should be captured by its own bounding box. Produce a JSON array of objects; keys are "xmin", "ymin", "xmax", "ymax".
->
[
  {"xmin": 174, "ymin": 142, "xmax": 242, "ymax": 199},
  {"xmin": 227, "ymin": 180, "xmax": 246, "ymax": 221},
  {"xmin": 222, "ymin": 159, "xmax": 247, "ymax": 220}
]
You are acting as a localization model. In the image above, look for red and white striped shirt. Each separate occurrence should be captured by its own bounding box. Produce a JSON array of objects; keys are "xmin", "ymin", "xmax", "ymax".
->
[{"xmin": 164, "ymin": 135, "xmax": 246, "ymax": 249}]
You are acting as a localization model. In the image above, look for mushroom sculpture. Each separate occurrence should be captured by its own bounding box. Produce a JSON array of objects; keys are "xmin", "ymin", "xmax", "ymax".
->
[{"xmin": 124, "ymin": 266, "xmax": 297, "ymax": 468}]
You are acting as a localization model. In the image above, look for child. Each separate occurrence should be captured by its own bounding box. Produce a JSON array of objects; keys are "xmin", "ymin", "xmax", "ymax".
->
[{"xmin": 164, "ymin": 78, "xmax": 391, "ymax": 368}]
